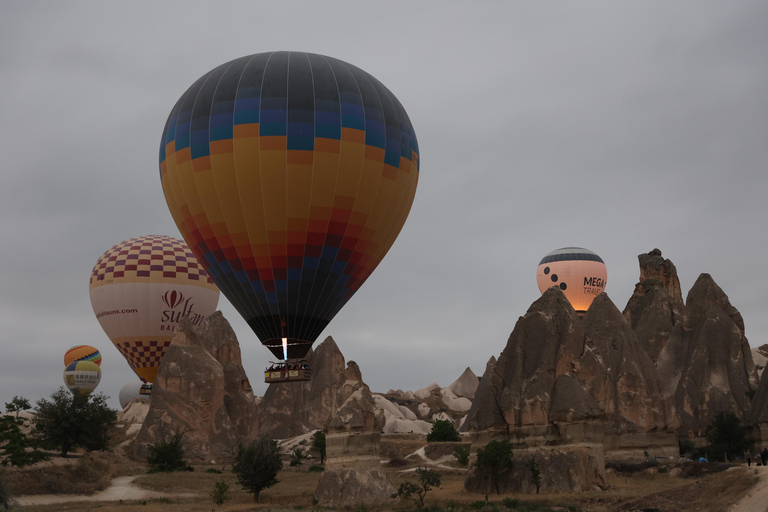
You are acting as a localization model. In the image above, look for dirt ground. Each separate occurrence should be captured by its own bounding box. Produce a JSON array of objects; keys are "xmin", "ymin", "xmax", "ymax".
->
[{"xmin": 9, "ymin": 459, "xmax": 768, "ymax": 512}]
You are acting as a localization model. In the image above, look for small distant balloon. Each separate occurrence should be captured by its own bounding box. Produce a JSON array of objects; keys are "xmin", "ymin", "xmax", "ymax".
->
[
  {"xmin": 536, "ymin": 247, "xmax": 607, "ymax": 315},
  {"xmin": 64, "ymin": 345, "xmax": 102, "ymax": 367},
  {"xmin": 118, "ymin": 382, "xmax": 145, "ymax": 409},
  {"xmin": 63, "ymin": 361, "xmax": 102, "ymax": 396}
]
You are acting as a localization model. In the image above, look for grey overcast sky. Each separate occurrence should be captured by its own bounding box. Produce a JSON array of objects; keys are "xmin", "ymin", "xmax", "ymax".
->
[{"xmin": 1, "ymin": 1, "xmax": 767, "ymax": 411}]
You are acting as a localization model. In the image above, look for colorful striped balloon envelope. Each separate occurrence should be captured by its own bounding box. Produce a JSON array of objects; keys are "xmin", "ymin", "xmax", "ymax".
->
[{"xmin": 159, "ymin": 51, "xmax": 420, "ymax": 360}]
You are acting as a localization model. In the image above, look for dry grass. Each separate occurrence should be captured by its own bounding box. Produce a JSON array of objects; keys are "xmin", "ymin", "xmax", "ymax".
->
[
  {"xmin": 10, "ymin": 458, "xmax": 765, "ymax": 512},
  {"xmin": 2, "ymin": 451, "xmax": 137, "ymax": 496}
]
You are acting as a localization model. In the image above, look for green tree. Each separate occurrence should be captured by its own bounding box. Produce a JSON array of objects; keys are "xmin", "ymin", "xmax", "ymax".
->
[
  {"xmin": 475, "ymin": 440, "xmax": 514, "ymax": 495},
  {"xmin": 233, "ymin": 436, "xmax": 283, "ymax": 503},
  {"xmin": 426, "ymin": 419, "xmax": 460, "ymax": 442},
  {"xmin": 4, "ymin": 397, "xmax": 30, "ymax": 419},
  {"xmin": 704, "ymin": 411, "xmax": 751, "ymax": 460},
  {"xmin": 32, "ymin": 388, "xmax": 116, "ymax": 457},
  {"xmin": 395, "ymin": 467, "xmax": 441, "ymax": 510},
  {"xmin": 527, "ymin": 455, "xmax": 542, "ymax": 494},
  {"xmin": 146, "ymin": 428, "xmax": 191, "ymax": 472},
  {"xmin": 311, "ymin": 430, "xmax": 326, "ymax": 464},
  {"xmin": 0, "ymin": 414, "xmax": 48, "ymax": 467}
]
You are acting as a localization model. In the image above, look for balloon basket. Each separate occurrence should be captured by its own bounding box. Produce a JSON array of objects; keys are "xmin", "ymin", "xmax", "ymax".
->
[
  {"xmin": 139, "ymin": 383, "xmax": 153, "ymax": 396},
  {"xmin": 264, "ymin": 359, "xmax": 311, "ymax": 383}
]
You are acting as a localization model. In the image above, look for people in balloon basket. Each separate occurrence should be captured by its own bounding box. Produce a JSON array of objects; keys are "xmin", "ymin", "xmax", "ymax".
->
[{"xmin": 266, "ymin": 361, "xmax": 309, "ymax": 373}]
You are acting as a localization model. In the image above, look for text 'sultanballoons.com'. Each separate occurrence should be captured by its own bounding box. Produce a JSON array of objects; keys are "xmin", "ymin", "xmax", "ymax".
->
[{"xmin": 89, "ymin": 235, "xmax": 220, "ymax": 384}]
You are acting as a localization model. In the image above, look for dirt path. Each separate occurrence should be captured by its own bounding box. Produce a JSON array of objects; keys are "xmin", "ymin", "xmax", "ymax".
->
[
  {"xmin": 15, "ymin": 476, "xmax": 196, "ymax": 506},
  {"xmin": 729, "ymin": 467, "xmax": 768, "ymax": 512}
]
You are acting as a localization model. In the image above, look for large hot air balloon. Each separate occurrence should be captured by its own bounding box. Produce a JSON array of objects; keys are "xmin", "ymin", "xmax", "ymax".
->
[
  {"xmin": 536, "ymin": 247, "xmax": 607, "ymax": 315},
  {"xmin": 64, "ymin": 345, "xmax": 102, "ymax": 367},
  {"xmin": 63, "ymin": 361, "xmax": 101, "ymax": 396},
  {"xmin": 89, "ymin": 235, "xmax": 220, "ymax": 391},
  {"xmin": 159, "ymin": 51, "xmax": 419, "ymax": 363}
]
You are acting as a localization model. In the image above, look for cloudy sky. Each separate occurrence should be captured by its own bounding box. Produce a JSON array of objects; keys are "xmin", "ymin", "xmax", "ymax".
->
[{"xmin": 1, "ymin": 2, "xmax": 767, "ymax": 411}]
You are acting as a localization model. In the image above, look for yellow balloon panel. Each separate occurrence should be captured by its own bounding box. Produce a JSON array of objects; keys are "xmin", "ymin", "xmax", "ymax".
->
[{"xmin": 158, "ymin": 52, "xmax": 420, "ymax": 359}]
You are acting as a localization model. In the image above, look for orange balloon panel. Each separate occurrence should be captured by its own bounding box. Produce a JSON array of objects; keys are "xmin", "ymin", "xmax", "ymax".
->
[
  {"xmin": 536, "ymin": 247, "xmax": 607, "ymax": 315},
  {"xmin": 89, "ymin": 235, "xmax": 220, "ymax": 383},
  {"xmin": 64, "ymin": 345, "xmax": 102, "ymax": 366}
]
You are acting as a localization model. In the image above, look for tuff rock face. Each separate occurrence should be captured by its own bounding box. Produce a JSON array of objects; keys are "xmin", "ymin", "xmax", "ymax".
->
[
  {"xmin": 135, "ymin": 312, "xmax": 258, "ymax": 463},
  {"xmin": 464, "ymin": 288, "xmax": 676, "ymax": 435},
  {"xmin": 657, "ymin": 273, "xmax": 758, "ymax": 436},
  {"xmin": 257, "ymin": 336, "xmax": 378, "ymax": 439},
  {"xmin": 623, "ymin": 249, "xmax": 684, "ymax": 363}
]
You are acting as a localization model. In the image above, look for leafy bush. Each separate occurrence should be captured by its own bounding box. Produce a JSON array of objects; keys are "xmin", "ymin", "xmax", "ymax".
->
[
  {"xmin": 0, "ymin": 415, "xmax": 48, "ymax": 467},
  {"xmin": 289, "ymin": 448, "xmax": 309, "ymax": 469},
  {"xmin": 426, "ymin": 419, "xmax": 460, "ymax": 442},
  {"xmin": 527, "ymin": 455, "xmax": 542, "ymax": 494},
  {"xmin": 453, "ymin": 444, "xmax": 470, "ymax": 466},
  {"xmin": 308, "ymin": 464, "xmax": 325, "ymax": 472},
  {"xmin": 678, "ymin": 438, "xmax": 695, "ymax": 457},
  {"xmin": 388, "ymin": 457, "xmax": 408, "ymax": 467},
  {"xmin": 700, "ymin": 411, "xmax": 751, "ymax": 460},
  {"xmin": 210, "ymin": 480, "xmax": 229, "ymax": 505},
  {"xmin": 605, "ymin": 460, "xmax": 659, "ymax": 473},
  {"xmin": 146, "ymin": 428, "xmax": 192, "ymax": 473},
  {"xmin": 395, "ymin": 467, "xmax": 441, "ymax": 510}
]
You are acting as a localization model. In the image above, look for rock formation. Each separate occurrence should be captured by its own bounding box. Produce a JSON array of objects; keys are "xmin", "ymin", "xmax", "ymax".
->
[
  {"xmin": 657, "ymin": 273, "xmax": 758, "ymax": 436},
  {"xmin": 311, "ymin": 344, "xmax": 397, "ymax": 508},
  {"xmin": 623, "ymin": 249, "xmax": 684, "ymax": 363},
  {"xmin": 463, "ymin": 286, "xmax": 681, "ymax": 492},
  {"xmin": 135, "ymin": 312, "xmax": 258, "ymax": 464},
  {"xmin": 257, "ymin": 336, "xmax": 355, "ymax": 439}
]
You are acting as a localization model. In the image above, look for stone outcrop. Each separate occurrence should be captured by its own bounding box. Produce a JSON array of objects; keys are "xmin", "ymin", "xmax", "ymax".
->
[
  {"xmin": 623, "ymin": 249, "xmax": 684, "ymax": 363},
  {"xmin": 135, "ymin": 312, "xmax": 258, "ymax": 464},
  {"xmin": 312, "ymin": 345, "xmax": 396, "ymax": 508},
  {"xmin": 257, "ymin": 336, "xmax": 355, "ymax": 439},
  {"xmin": 446, "ymin": 367, "xmax": 480, "ymax": 399},
  {"xmin": 465, "ymin": 445, "xmax": 605, "ymax": 494},
  {"xmin": 657, "ymin": 273, "xmax": 758, "ymax": 436},
  {"xmin": 463, "ymin": 287, "xmax": 679, "ymax": 490}
]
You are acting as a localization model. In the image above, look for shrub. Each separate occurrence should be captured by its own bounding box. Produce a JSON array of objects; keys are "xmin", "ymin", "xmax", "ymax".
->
[
  {"xmin": 701, "ymin": 411, "xmax": 751, "ymax": 460},
  {"xmin": 146, "ymin": 428, "xmax": 191, "ymax": 473},
  {"xmin": 453, "ymin": 444, "xmax": 470, "ymax": 466},
  {"xmin": 426, "ymin": 419, "xmax": 460, "ymax": 442},
  {"xmin": 289, "ymin": 448, "xmax": 309, "ymax": 469},
  {"xmin": 678, "ymin": 438, "xmax": 695, "ymax": 457},
  {"xmin": 210, "ymin": 480, "xmax": 230, "ymax": 505},
  {"xmin": 308, "ymin": 464, "xmax": 325, "ymax": 472},
  {"xmin": 395, "ymin": 467, "xmax": 441, "ymax": 510},
  {"xmin": 233, "ymin": 436, "xmax": 283, "ymax": 503},
  {"xmin": 0, "ymin": 414, "xmax": 48, "ymax": 467},
  {"xmin": 388, "ymin": 457, "xmax": 408, "ymax": 467},
  {"xmin": 527, "ymin": 455, "xmax": 542, "ymax": 494}
]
